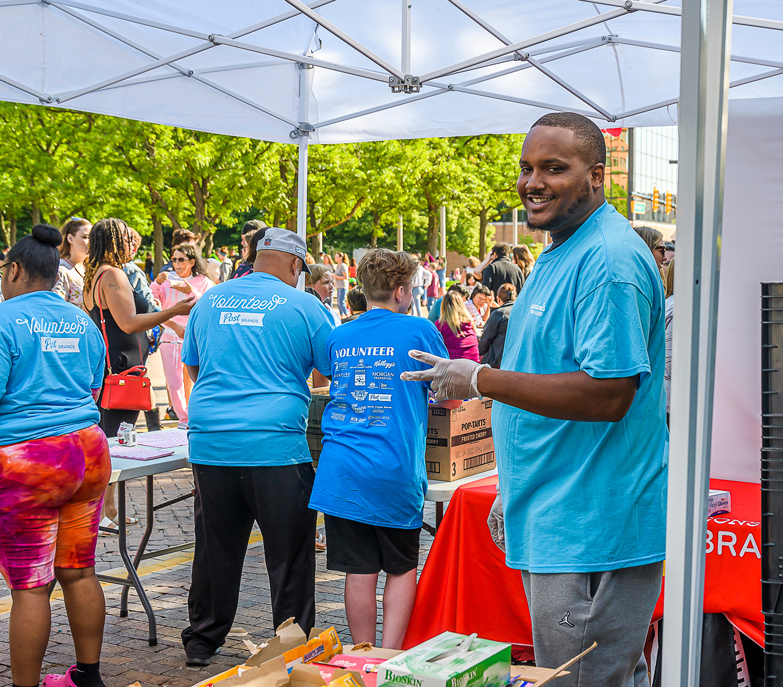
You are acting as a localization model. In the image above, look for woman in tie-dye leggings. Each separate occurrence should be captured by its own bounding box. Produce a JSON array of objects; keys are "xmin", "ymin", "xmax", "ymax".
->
[{"xmin": 0, "ymin": 225, "xmax": 111, "ymax": 687}]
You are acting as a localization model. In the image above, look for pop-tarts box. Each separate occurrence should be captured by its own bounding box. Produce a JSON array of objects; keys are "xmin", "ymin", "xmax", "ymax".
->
[{"xmin": 708, "ymin": 489, "xmax": 731, "ymax": 517}]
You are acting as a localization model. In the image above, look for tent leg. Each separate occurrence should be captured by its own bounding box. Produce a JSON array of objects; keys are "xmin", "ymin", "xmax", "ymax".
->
[
  {"xmin": 661, "ymin": 1, "xmax": 733, "ymax": 686},
  {"xmin": 397, "ymin": 214, "xmax": 404, "ymax": 251},
  {"xmin": 297, "ymin": 135, "xmax": 309, "ymax": 244}
]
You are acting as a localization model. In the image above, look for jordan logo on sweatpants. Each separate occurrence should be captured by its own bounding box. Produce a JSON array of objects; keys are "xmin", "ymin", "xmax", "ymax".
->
[{"xmin": 559, "ymin": 611, "xmax": 575, "ymax": 628}]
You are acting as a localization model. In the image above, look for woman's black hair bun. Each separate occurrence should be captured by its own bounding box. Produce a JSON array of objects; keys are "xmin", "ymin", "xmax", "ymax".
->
[{"xmin": 31, "ymin": 223, "xmax": 63, "ymax": 248}]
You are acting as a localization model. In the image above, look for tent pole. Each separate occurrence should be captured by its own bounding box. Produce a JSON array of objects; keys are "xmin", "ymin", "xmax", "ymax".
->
[
  {"xmin": 296, "ymin": 61, "xmax": 312, "ymax": 289},
  {"xmin": 397, "ymin": 215, "xmax": 404, "ymax": 252},
  {"xmin": 401, "ymin": 0, "xmax": 411, "ymax": 74},
  {"xmin": 661, "ymin": 0, "xmax": 732, "ymax": 685}
]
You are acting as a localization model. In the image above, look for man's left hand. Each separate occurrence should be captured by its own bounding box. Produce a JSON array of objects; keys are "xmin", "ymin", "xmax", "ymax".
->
[{"xmin": 401, "ymin": 351, "xmax": 488, "ymax": 401}]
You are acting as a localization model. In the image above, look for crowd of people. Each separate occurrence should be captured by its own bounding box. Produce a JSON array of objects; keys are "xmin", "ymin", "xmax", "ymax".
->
[{"xmin": 0, "ymin": 112, "xmax": 673, "ymax": 687}]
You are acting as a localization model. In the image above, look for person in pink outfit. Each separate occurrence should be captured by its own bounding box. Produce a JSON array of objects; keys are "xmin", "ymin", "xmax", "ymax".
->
[{"xmin": 151, "ymin": 244, "xmax": 213, "ymax": 428}]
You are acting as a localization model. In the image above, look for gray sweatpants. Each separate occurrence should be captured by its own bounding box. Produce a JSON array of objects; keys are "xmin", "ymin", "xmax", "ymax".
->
[{"xmin": 521, "ymin": 561, "xmax": 663, "ymax": 687}]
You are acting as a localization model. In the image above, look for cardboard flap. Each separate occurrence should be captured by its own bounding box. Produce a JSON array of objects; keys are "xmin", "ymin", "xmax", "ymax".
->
[
  {"xmin": 290, "ymin": 664, "xmax": 329, "ymax": 687},
  {"xmin": 221, "ymin": 656, "xmax": 289, "ymax": 687},
  {"xmin": 246, "ymin": 619, "xmax": 308, "ymax": 667},
  {"xmin": 532, "ymin": 641, "xmax": 597, "ymax": 686},
  {"xmin": 344, "ymin": 645, "xmax": 401, "ymax": 660},
  {"xmin": 510, "ymin": 667, "xmax": 570, "ymax": 683}
]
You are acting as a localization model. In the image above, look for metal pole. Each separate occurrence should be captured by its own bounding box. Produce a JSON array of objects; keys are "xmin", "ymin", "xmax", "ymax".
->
[
  {"xmin": 626, "ymin": 127, "xmax": 634, "ymax": 221},
  {"xmin": 401, "ymin": 0, "xmax": 411, "ymax": 74},
  {"xmin": 397, "ymin": 215, "xmax": 404, "ymax": 251},
  {"xmin": 297, "ymin": 63, "xmax": 311, "ymax": 288},
  {"xmin": 512, "ymin": 207, "xmax": 518, "ymax": 243},
  {"xmin": 661, "ymin": 0, "xmax": 733, "ymax": 685},
  {"xmin": 439, "ymin": 205, "xmax": 447, "ymax": 263}
]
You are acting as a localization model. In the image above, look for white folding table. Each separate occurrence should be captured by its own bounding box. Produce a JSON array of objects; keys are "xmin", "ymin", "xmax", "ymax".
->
[
  {"xmin": 423, "ymin": 468, "xmax": 498, "ymax": 535},
  {"xmin": 97, "ymin": 442, "xmax": 191, "ymax": 647}
]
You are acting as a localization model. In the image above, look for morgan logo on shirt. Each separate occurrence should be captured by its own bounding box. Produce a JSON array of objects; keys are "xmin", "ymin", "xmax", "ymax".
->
[
  {"xmin": 219, "ymin": 312, "xmax": 265, "ymax": 327},
  {"xmin": 41, "ymin": 337, "xmax": 80, "ymax": 353},
  {"xmin": 530, "ymin": 302, "xmax": 546, "ymax": 317}
]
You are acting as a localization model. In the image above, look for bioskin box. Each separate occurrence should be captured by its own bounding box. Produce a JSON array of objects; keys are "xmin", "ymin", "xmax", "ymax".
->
[{"xmin": 377, "ymin": 633, "xmax": 510, "ymax": 687}]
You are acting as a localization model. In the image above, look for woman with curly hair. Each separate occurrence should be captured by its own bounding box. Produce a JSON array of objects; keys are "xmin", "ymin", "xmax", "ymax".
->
[
  {"xmin": 83, "ymin": 218, "xmax": 194, "ymax": 528},
  {"xmin": 152, "ymin": 243, "xmax": 214, "ymax": 428}
]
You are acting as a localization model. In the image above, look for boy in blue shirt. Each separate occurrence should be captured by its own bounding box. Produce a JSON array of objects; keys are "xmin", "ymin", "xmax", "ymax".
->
[{"xmin": 309, "ymin": 249, "xmax": 448, "ymax": 648}]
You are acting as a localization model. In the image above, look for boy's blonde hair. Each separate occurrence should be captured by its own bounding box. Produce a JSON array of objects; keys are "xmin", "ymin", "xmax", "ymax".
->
[
  {"xmin": 439, "ymin": 291, "xmax": 474, "ymax": 337},
  {"xmin": 356, "ymin": 249, "xmax": 418, "ymax": 301}
]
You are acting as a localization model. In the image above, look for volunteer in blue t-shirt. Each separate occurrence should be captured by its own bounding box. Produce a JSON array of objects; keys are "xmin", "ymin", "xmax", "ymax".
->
[
  {"xmin": 309, "ymin": 248, "xmax": 448, "ymax": 649},
  {"xmin": 0, "ymin": 225, "xmax": 112, "ymax": 687},
  {"xmin": 180, "ymin": 227, "xmax": 334, "ymax": 666},
  {"xmin": 403, "ymin": 113, "xmax": 668, "ymax": 687}
]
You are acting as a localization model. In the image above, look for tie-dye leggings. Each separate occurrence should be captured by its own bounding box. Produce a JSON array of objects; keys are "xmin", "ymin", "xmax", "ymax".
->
[{"xmin": 0, "ymin": 424, "xmax": 111, "ymax": 590}]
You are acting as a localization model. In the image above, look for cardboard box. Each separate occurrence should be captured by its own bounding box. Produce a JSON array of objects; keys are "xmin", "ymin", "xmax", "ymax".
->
[
  {"xmin": 708, "ymin": 489, "xmax": 731, "ymax": 517},
  {"xmin": 426, "ymin": 399, "xmax": 495, "ymax": 482},
  {"xmin": 314, "ymin": 645, "xmax": 401, "ymax": 687},
  {"xmin": 193, "ymin": 655, "xmax": 367, "ymax": 687},
  {"xmin": 244, "ymin": 619, "xmax": 343, "ymax": 670},
  {"xmin": 307, "ymin": 387, "xmax": 331, "ymax": 467},
  {"xmin": 376, "ymin": 632, "xmax": 510, "ymax": 687},
  {"xmin": 507, "ymin": 642, "xmax": 596, "ymax": 685}
]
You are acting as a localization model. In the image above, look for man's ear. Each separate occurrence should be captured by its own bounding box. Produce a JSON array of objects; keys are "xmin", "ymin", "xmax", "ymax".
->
[{"xmin": 591, "ymin": 163, "xmax": 606, "ymax": 190}]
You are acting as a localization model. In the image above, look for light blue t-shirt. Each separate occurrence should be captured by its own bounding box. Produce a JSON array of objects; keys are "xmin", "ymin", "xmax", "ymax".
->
[
  {"xmin": 308, "ymin": 310, "xmax": 448, "ymax": 529},
  {"xmin": 0, "ymin": 291, "xmax": 104, "ymax": 446},
  {"xmin": 181, "ymin": 272, "xmax": 335, "ymax": 466},
  {"xmin": 495, "ymin": 202, "xmax": 669, "ymax": 573}
]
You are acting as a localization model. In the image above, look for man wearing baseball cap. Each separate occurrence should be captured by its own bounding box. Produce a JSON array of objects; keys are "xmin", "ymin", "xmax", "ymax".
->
[{"xmin": 180, "ymin": 228, "xmax": 335, "ymax": 665}]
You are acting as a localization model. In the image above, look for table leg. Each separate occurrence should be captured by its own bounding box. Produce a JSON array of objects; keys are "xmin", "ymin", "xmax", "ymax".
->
[
  {"xmin": 436, "ymin": 502, "xmax": 444, "ymax": 528},
  {"xmin": 121, "ymin": 476, "xmax": 155, "ymax": 613},
  {"xmin": 116, "ymin": 481, "xmax": 158, "ymax": 646}
]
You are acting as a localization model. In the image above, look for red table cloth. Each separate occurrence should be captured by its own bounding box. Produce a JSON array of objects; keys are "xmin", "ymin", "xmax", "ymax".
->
[{"xmin": 404, "ymin": 476, "xmax": 763, "ymax": 649}]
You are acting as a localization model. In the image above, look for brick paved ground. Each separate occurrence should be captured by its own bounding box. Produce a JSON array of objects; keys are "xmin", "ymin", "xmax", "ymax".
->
[{"xmin": 0, "ymin": 354, "xmax": 439, "ymax": 687}]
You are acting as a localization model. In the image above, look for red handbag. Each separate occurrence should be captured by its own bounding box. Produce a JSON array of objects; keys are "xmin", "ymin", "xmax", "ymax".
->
[{"xmin": 95, "ymin": 272, "xmax": 155, "ymax": 412}]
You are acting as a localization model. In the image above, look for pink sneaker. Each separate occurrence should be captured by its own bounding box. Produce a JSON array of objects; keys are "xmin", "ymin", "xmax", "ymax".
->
[{"xmin": 43, "ymin": 665, "xmax": 78, "ymax": 687}]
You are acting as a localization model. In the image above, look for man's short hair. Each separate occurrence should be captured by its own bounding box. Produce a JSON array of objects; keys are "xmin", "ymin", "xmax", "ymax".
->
[
  {"xmin": 498, "ymin": 283, "xmax": 517, "ymax": 303},
  {"xmin": 172, "ymin": 228, "xmax": 196, "ymax": 248},
  {"xmin": 356, "ymin": 249, "xmax": 418, "ymax": 301},
  {"xmin": 346, "ymin": 287, "xmax": 367, "ymax": 314},
  {"xmin": 242, "ymin": 219, "xmax": 267, "ymax": 236},
  {"xmin": 491, "ymin": 243, "xmax": 511, "ymax": 258},
  {"xmin": 531, "ymin": 112, "xmax": 606, "ymax": 167}
]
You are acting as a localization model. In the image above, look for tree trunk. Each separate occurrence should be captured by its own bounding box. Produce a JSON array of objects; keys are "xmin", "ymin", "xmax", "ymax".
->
[
  {"xmin": 153, "ymin": 216, "xmax": 164, "ymax": 275},
  {"xmin": 9, "ymin": 213, "xmax": 17, "ymax": 246},
  {"xmin": 310, "ymin": 232, "xmax": 323, "ymax": 256},
  {"xmin": 370, "ymin": 210, "xmax": 379, "ymax": 248},
  {"xmin": 427, "ymin": 210, "xmax": 438, "ymax": 257},
  {"xmin": 0, "ymin": 214, "xmax": 6, "ymax": 248},
  {"xmin": 31, "ymin": 205, "xmax": 41, "ymax": 226},
  {"xmin": 479, "ymin": 208, "xmax": 489, "ymax": 260},
  {"xmin": 203, "ymin": 232, "xmax": 214, "ymax": 258}
]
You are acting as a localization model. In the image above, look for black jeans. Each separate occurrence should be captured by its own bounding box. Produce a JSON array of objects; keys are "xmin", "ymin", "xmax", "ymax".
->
[{"xmin": 181, "ymin": 462, "xmax": 316, "ymax": 658}]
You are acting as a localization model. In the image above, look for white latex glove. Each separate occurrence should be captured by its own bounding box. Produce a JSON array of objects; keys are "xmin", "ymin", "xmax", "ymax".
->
[
  {"xmin": 487, "ymin": 489, "xmax": 505, "ymax": 552},
  {"xmin": 400, "ymin": 350, "xmax": 489, "ymax": 401}
]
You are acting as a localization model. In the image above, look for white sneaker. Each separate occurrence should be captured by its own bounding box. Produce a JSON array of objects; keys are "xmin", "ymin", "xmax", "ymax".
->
[{"xmin": 177, "ymin": 422, "xmax": 189, "ymax": 430}]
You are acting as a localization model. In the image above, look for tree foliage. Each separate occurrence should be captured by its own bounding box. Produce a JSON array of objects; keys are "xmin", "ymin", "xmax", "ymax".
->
[{"xmin": 0, "ymin": 102, "xmax": 528, "ymax": 263}]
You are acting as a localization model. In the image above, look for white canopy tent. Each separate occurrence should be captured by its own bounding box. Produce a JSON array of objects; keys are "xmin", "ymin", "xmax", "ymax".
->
[{"xmin": 2, "ymin": 0, "xmax": 783, "ymax": 683}]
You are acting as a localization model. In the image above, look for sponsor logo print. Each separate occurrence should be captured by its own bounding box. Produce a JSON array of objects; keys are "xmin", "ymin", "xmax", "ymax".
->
[
  {"xmin": 41, "ymin": 337, "xmax": 80, "ymax": 353},
  {"xmin": 530, "ymin": 302, "xmax": 546, "ymax": 317},
  {"xmin": 351, "ymin": 390, "xmax": 368, "ymax": 401},
  {"xmin": 368, "ymin": 393, "xmax": 392, "ymax": 402},
  {"xmin": 219, "ymin": 312, "xmax": 265, "ymax": 327}
]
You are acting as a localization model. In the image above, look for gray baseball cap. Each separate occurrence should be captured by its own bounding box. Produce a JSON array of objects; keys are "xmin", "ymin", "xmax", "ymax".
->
[{"xmin": 257, "ymin": 227, "xmax": 311, "ymax": 274}]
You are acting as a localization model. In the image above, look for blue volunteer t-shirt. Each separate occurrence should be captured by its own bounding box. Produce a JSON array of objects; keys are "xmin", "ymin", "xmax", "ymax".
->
[
  {"xmin": 308, "ymin": 310, "xmax": 448, "ymax": 528},
  {"xmin": 182, "ymin": 272, "xmax": 335, "ymax": 466},
  {"xmin": 495, "ymin": 202, "xmax": 669, "ymax": 573},
  {"xmin": 0, "ymin": 291, "xmax": 104, "ymax": 446}
]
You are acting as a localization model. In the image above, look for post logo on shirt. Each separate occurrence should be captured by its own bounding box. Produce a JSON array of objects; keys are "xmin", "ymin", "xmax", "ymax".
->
[
  {"xmin": 41, "ymin": 337, "xmax": 80, "ymax": 353},
  {"xmin": 219, "ymin": 312, "xmax": 265, "ymax": 327},
  {"xmin": 530, "ymin": 302, "xmax": 546, "ymax": 317}
]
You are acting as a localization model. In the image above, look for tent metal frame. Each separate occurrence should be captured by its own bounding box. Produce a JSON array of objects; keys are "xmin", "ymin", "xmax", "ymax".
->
[{"xmin": 0, "ymin": 1, "xmax": 779, "ymax": 684}]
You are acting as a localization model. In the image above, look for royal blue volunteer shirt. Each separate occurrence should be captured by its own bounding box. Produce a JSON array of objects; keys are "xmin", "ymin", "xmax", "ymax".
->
[
  {"xmin": 309, "ymin": 310, "xmax": 448, "ymax": 528},
  {"xmin": 495, "ymin": 202, "xmax": 669, "ymax": 573},
  {"xmin": 0, "ymin": 291, "xmax": 104, "ymax": 445},
  {"xmin": 182, "ymin": 271, "xmax": 334, "ymax": 466}
]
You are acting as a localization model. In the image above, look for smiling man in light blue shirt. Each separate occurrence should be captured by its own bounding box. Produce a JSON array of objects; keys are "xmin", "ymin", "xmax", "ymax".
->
[{"xmin": 404, "ymin": 113, "xmax": 667, "ymax": 687}]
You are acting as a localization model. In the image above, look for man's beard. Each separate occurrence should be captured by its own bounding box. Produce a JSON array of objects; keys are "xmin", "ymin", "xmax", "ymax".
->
[{"xmin": 527, "ymin": 180, "xmax": 591, "ymax": 234}]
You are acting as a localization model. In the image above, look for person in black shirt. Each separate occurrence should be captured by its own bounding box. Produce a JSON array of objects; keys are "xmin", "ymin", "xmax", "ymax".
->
[
  {"xmin": 343, "ymin": 287, "xmax": 367, "ymax": 322},
  {"xmin": 479, "ymin": 283, "xmax": 517, "ymax": 368},
  {"xmin": 480, "ymin": 243, "xmax": 525, "ymax": 298}
]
